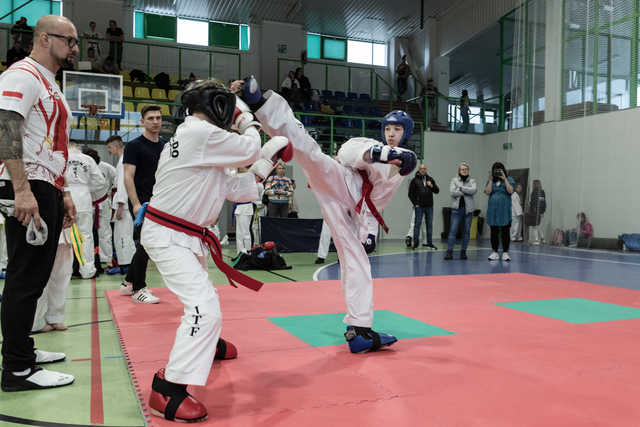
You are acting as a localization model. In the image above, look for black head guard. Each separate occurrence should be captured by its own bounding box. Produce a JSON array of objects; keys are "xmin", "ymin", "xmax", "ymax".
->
[{"xmin": 181, "ymin": 79, "xmax": 236, "ymax": 130}]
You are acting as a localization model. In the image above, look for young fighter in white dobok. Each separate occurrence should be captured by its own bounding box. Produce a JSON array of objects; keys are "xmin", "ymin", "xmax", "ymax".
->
[
  {"xmin": 236, "ymin": 77, "xmax": 417, "ymax": 353},
  {"xmin": 65, "ymin": 141, "xmax": 105, "ymax": 278},
  {"xmin": 139, "ymin": 79, "xmax": 292, "ymax": 423},
  {"xmin": 234, "ymin": 167, "xmax": 263, "ymax": 255},
  {"xmin": 107, "ymin": 136, "xmax": 135, "ymax": 275},
  {"xmin": 88, "ymin": 149, "xmax": 116, "ymax": 266}
]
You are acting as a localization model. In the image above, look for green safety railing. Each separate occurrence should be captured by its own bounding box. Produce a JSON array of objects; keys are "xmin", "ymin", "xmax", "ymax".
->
[{"xmin": 276, "ymin": 57, "xmax": 423, "ymax": 101}]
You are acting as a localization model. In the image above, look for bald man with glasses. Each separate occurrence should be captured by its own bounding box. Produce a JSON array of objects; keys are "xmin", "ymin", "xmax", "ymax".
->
[{"xmin": 0, "ymin": 15, "xmax": 79, "ymax": 392}]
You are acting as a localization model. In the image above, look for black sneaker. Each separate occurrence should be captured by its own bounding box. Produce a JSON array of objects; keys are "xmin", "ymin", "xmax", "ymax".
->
[
  {"xmin": 405, "ymin": 236, "xmax": 412, "ymax": 248},
  {"xmin": 314, "ymin": 257, "xmax": 325, "ymax": 264},
  {"xmin": 425, "ymin": 244, "xmax": 438, "ymax": 250},
  {"xmin": 460, "ymin": 250, "xmax": 468, "ymax": 260},
  {"xmin": 1, "ymin": 367, "xmax": 74, "ymax": 392},
  {"xmin": 444, "ymin": 250, "xmax": 453, "ymax": 260}
]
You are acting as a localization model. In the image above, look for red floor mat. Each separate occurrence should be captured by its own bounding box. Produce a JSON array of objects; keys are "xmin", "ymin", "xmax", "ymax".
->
[{"xmin": 105, "ymin": 273, "xmax": 640, "ymax": 426}]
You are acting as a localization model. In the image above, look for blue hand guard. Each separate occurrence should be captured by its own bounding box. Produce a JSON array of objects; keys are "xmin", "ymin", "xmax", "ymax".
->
[
  {"xmin": 363, "ymin": 234, "xmax": 376, "ymax": 254},
  {"xmin": 369, "ymin": 146, "xmax": 418, "ymax": 176},
  {"xmin": 389, "ymin": 150, "xmax": 417, "ymax": 176},
  {"xmin": 133, "ymin": 202, "xmax": 149, "ymax": 227}
]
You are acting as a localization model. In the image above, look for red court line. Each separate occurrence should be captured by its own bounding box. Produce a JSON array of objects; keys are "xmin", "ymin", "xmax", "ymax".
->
[
  {"xmin": 91, "ymin": 278, "xmax": 104, "ymax": 425},
  {"xmin": 72, "ymin": 358, "xmax": 91, "ymax": 362}
]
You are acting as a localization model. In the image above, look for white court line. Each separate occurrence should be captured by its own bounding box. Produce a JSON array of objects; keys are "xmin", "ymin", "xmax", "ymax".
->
[
  {"xmin": 312, "ymin": 245, "xmax": 640, "ymax": 281},
  {"xmin": 504, "ymin": 248, "xmax": 640, "ymax": 267}
]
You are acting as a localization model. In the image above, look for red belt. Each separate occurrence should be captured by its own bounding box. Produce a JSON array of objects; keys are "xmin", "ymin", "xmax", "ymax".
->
[
  {"xmin": 145, "ymin": 205, "xmax": 263, "ymax": 292},
  {"xmin": 354, "ymin": 169, "xmax": 389, "ymax": 233},
  {"xmin": 92, "ymin": 193, "xmax": 109, "ymax": 229}
]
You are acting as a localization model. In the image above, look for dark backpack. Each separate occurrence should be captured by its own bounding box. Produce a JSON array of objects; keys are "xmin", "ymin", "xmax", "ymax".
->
[{"xmin": 233, "ymin": 244, "xmax": 291, "ymax": 271}]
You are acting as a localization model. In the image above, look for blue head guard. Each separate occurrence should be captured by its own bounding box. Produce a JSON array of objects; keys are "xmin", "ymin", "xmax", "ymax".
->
[{"xmin": 381, "ymin": 110, "xmax": 414, "ymax": 146}]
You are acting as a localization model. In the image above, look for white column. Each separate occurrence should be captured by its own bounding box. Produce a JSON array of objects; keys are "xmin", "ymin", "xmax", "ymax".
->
[{"xmin": 544, "ymin": 0, "xmax": 564, "ymax": 122}]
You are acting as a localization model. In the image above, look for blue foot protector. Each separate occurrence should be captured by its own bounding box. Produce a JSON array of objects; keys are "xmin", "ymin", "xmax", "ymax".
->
[{"xmin": 344, "ymin": 326, "xmax": 397, "ymax": 353}]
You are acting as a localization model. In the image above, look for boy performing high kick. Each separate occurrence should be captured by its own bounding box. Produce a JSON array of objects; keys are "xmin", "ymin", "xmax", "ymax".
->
[{"xmin": 235, "ymin": 77, "xmax": 417, "ymax": 354}]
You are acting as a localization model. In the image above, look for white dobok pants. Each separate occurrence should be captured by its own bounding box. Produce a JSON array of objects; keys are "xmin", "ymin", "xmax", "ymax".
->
[
  {"xmin": 113, "ymin": 208, "xmax": 135, "ymax": 265},
  {"xmin": 510, "ymin": 215, "xmax": 522, "ymax": 240},
  {"xmin": 95, "ymin": 197, "xmax": 113, "ymax": 263},
  {"xmin": 76, "ymin": 211, "xmax": 96, "ymax": 278},
  {"xmin": 145, "ymin": 239, "xmax": 222, "ymax": 386},
  {"xmin": 235, "ymin": 204, "xmax": 253, "ymax": 254},
  {"xmin": 33, "ymin": 241, "xmax": 73, "ymax": 331}
]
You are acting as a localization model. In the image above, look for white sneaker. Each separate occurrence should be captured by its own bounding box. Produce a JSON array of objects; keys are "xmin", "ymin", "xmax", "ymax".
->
[
  {"xmin": 119, "ymin": 282, "xmax": 133, "ymax": 296},
  {"xmin": 34, "ymin": 349, "xmax": 66, "ymax": 364},
  {"xmin": 502, "ymin": 252, "xmax": 511, "ymax": 261},
  {"xmin": 488, "ymin": 252, "xmax": 500, "ymax": 261},
  {"xmin": 132, "ymin": 288, "xmax": 160, "ymax": 304}
]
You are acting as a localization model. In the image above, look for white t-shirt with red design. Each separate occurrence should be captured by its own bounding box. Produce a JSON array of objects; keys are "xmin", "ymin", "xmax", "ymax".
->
[{"xmin": 0, "ymin": 57, "xmax": 71, "ymax": 189}]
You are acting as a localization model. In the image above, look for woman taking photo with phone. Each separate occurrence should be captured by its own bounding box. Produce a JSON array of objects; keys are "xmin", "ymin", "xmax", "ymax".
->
[{"xmin": 485, "ymin": 162, "xmax": 515, "ymax": 261}]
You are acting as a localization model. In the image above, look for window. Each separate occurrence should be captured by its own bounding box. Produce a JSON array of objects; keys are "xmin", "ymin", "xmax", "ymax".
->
[
  {"xmin": 372, "ymin": 43, "xmax": 387, "ymax": 66},
  {"xmin": 307, "ymin": 33, "xmax": 321, "ymax": 59},
  {"xmin": 308, "ymin": 34, "xmax": 386, "ymax": 66},
  {"xmin": 1, "ymin": 0, "xmax": 61, "ymax": 25},
  {"xmin": 347, "ymin": 40, "xmax": 372, "ymax": 64},
  {"xmin": 144, "ymin": 13, "xmax": 177, "ymax": 42},
  {"xmin": 177, "ymin": 18, "xmax": 208, "ymax": 46},
  {"xmin": 323, "ymin": 37, "xmax": 346, "ymax": 60},
  {"xmin": 210, "ymin": 22, "xmax": 239, "ymax": 49},
  {"xmin": 240, "ymin": 25, "xmax": 250, "ymax": 51},
  {"xmin": 133, "ymin": 11, "xmax": 249, "ymax": 50}
]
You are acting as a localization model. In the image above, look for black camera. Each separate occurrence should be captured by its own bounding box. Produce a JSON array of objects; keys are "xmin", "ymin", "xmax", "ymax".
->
[{"xmin": 493, "ymin": 170, "xmax": 502, "ymax": 179}]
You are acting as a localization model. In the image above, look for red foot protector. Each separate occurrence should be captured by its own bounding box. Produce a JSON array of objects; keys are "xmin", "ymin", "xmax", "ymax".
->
[
  {"xmin": 149, "ymin": 369, "xmax": 208, "ymax": 423},
  {"xmin": 214, "ymin": 338, "xmax": 237, "ymax": 360}
]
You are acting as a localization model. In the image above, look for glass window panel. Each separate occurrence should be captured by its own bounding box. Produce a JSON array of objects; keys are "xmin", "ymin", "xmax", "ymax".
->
[
  {"xmin": 144, "ymin": 13, "xmax": 177, "ymax": 41},
  {"xmin": 134, "ymin": 11, "xmax": 144, "ymax": 38},
  {"xmin": 307, "ymin": 34, "xmax": 321, "ymax": 59},
  {"xmin": 240, "ymin": 25, "xmax": 250, "ymax": 50},
  {"xmin": 209, "ymin": 22, "xmax": 239, "ymax": 49},
  {"xmin": 177, "ymin": 18, "xmax": 208, "ymax": 46},
  {"xmin": 347, "ymin": 40, "xmax": 372, "ymax": 64},
  {"xmin": 323, "ymin": 38, "xmax": 345, "ymax": 60},
  {"xmin": 373, "ymin": 43, "xmax": 387, "ymax": 66}
]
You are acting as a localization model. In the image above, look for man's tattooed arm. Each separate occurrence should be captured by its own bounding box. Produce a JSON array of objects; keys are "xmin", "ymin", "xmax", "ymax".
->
[
  {"xmin": 0, "ymin": 109, "xmax": 39, "ymax": 226},
  {"xmin": 0, "ymin": 109, "xmax": 24, "ymax": 160}
]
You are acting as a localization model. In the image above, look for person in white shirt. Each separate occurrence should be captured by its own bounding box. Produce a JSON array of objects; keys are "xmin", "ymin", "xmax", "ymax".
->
[
  {"xmin": 140, "ymin": 79, "xmax": 291, "ymax": 422},
  {"xmin": 0, "ymin": 14, "xmax": 78, "ymax": 392},
  {"xmin": 234, "ymin": 77, "xmax": 417, "ymax": 354},
  {"xmin": 82, "ymin": 20, "xmax": 101, "ymax": 56},
  {"xmin": 65, "ymin": 141, "xmax": 105, "ymax": 278},
  {"xmin": 106, "ymin": 135, "xmax": 135, "ymax": 274},
  {"xmin": 510, "ymin": 183, "xmax": 524, "ymax": 241},
  {"xmin": 234, "ymin": 168, "xmax": 262, "ymax": 255},
  {"xmin": 84, "ymin": 148, "xmax": 117, "ymax": 268}
]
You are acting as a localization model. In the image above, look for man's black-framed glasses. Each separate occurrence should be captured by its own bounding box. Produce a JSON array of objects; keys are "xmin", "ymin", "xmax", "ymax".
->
[{"xmin": 47, "ymin": 33, "xmax": 79, "ymax": 48}]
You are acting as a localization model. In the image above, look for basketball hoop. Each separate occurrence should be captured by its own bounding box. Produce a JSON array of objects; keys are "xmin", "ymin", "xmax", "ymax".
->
[{"xmin": 81, "ymin": 104, "xmax": 105, "ymax": 118}]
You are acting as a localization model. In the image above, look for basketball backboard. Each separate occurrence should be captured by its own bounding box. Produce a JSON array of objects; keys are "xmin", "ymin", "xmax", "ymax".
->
[{"xmin": 63, "ymin": 71, "xmax": 124, "ymax": 119}]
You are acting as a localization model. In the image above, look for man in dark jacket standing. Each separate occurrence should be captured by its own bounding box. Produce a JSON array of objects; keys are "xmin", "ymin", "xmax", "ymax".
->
[{"xmin": 408, "ymin": 164, "xmax": 439, "ymax": 249}]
